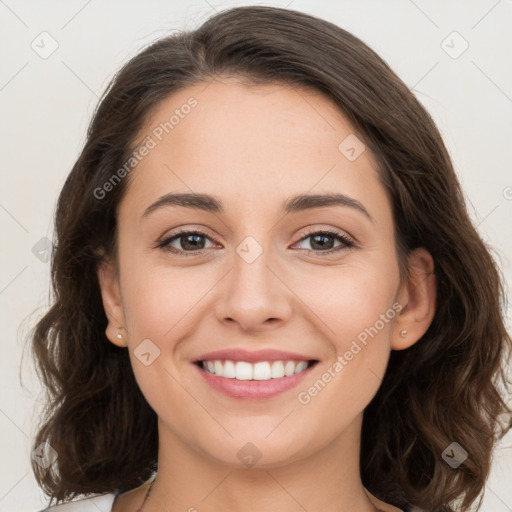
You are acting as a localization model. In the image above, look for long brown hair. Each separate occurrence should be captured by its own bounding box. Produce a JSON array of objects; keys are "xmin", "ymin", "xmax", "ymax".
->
[{"xmin": 28, "ymin": 6, "xmax": 511, "ymax": 511}]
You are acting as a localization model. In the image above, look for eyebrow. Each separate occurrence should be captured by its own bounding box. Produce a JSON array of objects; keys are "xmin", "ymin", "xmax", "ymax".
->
[{"xmin": 142, "ymin": 192, "xmax": 373, "ymax": 222}]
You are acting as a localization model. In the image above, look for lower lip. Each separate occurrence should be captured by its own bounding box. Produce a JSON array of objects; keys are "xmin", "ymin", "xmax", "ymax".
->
[{"xmin": 193, "ymin": 362, "xmax": 316, "ymax": 400}]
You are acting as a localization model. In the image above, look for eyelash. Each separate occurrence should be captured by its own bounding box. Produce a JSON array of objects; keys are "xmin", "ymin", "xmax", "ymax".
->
[{"xmin": 156, "ymin": 228, "xmax": 355, "ymax": 257}]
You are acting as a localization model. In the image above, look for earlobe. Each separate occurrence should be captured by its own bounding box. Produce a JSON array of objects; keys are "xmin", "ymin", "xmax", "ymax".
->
[
  {"xmin": 392, "ymin": 247, "xmax": 436, "ymax": 351},
  {"xmin": 96, "ymin": 257, "xmax": 127, "ymax": 347}
]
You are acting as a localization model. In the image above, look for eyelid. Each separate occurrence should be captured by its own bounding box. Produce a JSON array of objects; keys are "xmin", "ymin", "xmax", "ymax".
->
[
  {"xmin": 154, "ymin": 226, "xmax": 219, "ymax": 251},
  {"xmin": 290, "ymin": 227, "xmax": 356, "ymax": 255},
  {"xmin": 155, "ymin": 224, "xmax": 218, "ymax": 244},
  {"xmin": 295, "ymin": 225, "xmax": 356, "ymax": 245},
  {"xmin": 156, "ymin": 224, "xmax": 357, "ymax": 256}
]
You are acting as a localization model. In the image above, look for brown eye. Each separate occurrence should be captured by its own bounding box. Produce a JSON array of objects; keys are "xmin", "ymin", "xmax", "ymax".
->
[
  {"xmin": 294, "ymin": 229, "xmax": 354, "ymax": 255},
  {"xmin": 157, "ymin": 230, "xmax": 215, "ymax": 255}
]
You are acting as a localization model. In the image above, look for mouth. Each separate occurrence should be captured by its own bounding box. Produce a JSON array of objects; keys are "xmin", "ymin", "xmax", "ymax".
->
[
  {"xmin": 195, "ymin": 359, "xmax": 318, "ymax": 380},
  {"xmin": 192, "ymin": 358, "xmax": 319, "ymax": 400}
]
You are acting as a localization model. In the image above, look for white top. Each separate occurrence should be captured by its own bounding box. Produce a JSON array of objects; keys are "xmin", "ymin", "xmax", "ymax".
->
[{"xmin": 37, "ymin": 492, "xmax": 118, "ymax": 511}]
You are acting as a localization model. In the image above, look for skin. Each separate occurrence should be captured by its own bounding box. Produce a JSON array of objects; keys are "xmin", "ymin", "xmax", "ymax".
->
[{"xmin": 98, "ymin": 77, "xmax": 436, "ymax": 512}]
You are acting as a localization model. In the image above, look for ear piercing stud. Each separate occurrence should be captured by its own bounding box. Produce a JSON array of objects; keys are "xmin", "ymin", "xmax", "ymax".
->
[
  {"xmin": 116, "ymin": 333, "xmax": 123, "ymax": 339},
  {"xmin": 400, "ymin": 329, "xmax": 407, "ymax": 337}
]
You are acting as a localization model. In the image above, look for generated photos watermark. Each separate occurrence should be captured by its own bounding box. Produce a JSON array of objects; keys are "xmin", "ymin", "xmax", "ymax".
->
[
  {"xmin": 297, "ymin": 301, "xmax": 403, "ymax": 405},
  {"xmin": 93, "ymin": 96, "xmax": 198, "ymax": 200}
]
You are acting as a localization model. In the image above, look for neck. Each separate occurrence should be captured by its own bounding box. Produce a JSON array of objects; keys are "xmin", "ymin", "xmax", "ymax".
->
[{"xmin": 141, "ymin": 414, "xmax": 389, "ymax": 512}]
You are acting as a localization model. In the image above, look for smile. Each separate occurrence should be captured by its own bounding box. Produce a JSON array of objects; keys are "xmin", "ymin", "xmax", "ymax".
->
[
  {"xmin": 199, "ymin": 359, "xmax": 314, "ymax": 380},
  {"xmin": 194, "ymin": 358, "xmax": 319, "ymax": 400}
]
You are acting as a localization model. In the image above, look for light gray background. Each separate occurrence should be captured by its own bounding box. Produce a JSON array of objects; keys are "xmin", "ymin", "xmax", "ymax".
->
[{"xmin": 1, "ymin": 1, "xmax": 511, "ymax": 511}]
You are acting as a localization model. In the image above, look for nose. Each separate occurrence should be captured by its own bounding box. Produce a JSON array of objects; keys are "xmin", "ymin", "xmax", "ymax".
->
[{"xmin": 214, "ymin": 241, "xmax": 293, "ymax": 333}]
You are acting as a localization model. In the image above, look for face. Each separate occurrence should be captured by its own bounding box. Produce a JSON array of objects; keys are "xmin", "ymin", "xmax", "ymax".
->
[{"xmin": 98, "ymin": 77, "xmax": 434, "ymax": 469}]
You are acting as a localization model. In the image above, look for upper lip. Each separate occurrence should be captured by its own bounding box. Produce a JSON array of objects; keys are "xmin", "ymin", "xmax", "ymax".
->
[{"xmin": 193, "ymin": 348, "xmax": 317, "ymax": 363}]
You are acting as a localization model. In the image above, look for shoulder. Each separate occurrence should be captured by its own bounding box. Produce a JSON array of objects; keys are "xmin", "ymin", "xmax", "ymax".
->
[{"xmin": 36, "ymin": 492, "xmax": 118, "ymax": 511}]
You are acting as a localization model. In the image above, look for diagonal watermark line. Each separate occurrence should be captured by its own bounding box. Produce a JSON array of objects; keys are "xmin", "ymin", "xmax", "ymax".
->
[
  {"xmin": 474, "ymin": 204, "xmax": 499, "ymax": 229},
  {"xmin": 472, "ymin": 0, "xmax": 502, "ymax": 30},
  {"xmin": 61, "ymin": 60, "xmax": 99, "ymax": 98},
  {"xmin": 91, "ymin": 500, "xmax": 108, "ymax": 512},
  {"xmin": 61, "ymin": 0, "xmax": 93, "ymax": 29},
  {"xmin": 410, "ymin": 61, "xmax": 439, "ymax": 91},
  {"xmin": 0, "ymin": 265, "xmax": 28, "ymax": 296},
  {"xmin": 203, "ymin": 0, "xmax": 219, "ymax": 13},
  {"xmin": 367, "ymin": 367, "xmax": 382, "ymax": 382},
  {"xmin": 266, "ymin": 163, "xmax": 337, "ymax": 235},
  {"xmin": 484, "ymin": 483, "xmax": 512, "ymax": 512},
  {"xmin": 104, "ymin": 305, "xmax": 133, "ymax": 338},
  {"xmin": 201, "ymin": 471, "xmax": 233, "ymax": 502},
  {"xmin": 407, "ymin": 0, "xmax": 439, "ymax": 28},
  {"xmin": 162, "ymin": 366, "xmax": 233, "ymax": 437},
  {"xmin": 0, "ymin": 408, "xmax": 28, "ymax": 438},
  {"xmin": 0, "ymin": 472, "xmax": 29, "ymax": 504},
  {"xmin": 265, "ymin": 409, "xmax": 295, "ymax": 438},
  {"xmin": 472, "ymin": 61, "xmax": 512, "ymax": 105},
  {"xmin": 200, "ymin": 79, "xmax": 216, "ymax": 94},
  {"xmin": 264, "ymin": 471, "xmax": 309, "ymax": 511},
  {"xmin": 163, "ymin": 163, "xmax": 230, "ymax": 232},
  {"xmin": 0, "ymin": 202, "xmax": 29, "ymax": 232},
  {"xmin": 0, "ymin": 61, "xmax": 29, "ymax": 92},
  {"xmin": 265, "ymin": 265, "xmax": 337, "ymax": 336},
  {"xmin": 292, "ymin": 86, "xmax": 336, "ymax": 130},
  {"xmin": 0, "ymin": 0, "xmax": 29, "ymax": 28},
  {"xmin": 163, "ymin": 267, "xmax": 233, "ymax": 337}
]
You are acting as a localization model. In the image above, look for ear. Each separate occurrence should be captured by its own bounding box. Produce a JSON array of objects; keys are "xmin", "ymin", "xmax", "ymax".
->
[
  {"xmin": 97, "ymin": 255, "xmax": 128, "ymax": 348},
  {"xmin": 392, "ymin": 247, "xmax": 436, "ymax": 350}
]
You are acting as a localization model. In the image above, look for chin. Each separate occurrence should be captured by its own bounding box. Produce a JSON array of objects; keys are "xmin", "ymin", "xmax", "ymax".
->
[{"xmin": 201, "ymin": 433, "xmax": 314, "ymax": 470}]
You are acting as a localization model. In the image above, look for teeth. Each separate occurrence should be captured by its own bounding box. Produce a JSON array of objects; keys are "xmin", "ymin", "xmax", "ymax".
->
[
  {"xmin": 295, "ymin": 361, "xmax": 308, "ymax": 373},
  {"xmin": 201, "ymin": 360, "xmax": 311, "ymax": 380},
  {"xmin": 284, "ymin": 361, "xmax": 295, "ymax": 376},
  {"xmin": 271, "ymin": 361, "xmax": 285, "ymax": 378},
  {"xmin": 223, "ymin": 360, "xmax": 236, "ymax": 378},
  {"xmin": 235, "ymin": 361, "xmax": 253, "ymax": 380},
  {"xmin": 253, "ymin": 362, "xmax": 271, "ymax": 380}
]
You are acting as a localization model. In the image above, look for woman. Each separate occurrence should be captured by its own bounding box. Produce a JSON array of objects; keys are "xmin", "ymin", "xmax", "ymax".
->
[{"xmin": 30, "ymin": 5, "xmax": 511, "ymax": 512}]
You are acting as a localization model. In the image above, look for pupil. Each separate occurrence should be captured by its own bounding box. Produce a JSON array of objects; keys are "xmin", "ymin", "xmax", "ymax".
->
[
  {"xmin": 179, "ymin": 234, "xmax": 335, "ymax": 251},
  {"xmin": 311, "ymin": 234, "xmax": 333, "ymax": 250},
  {"xmin": 182, "ymin": 234, "xmax": 204, "ymax": 250}
]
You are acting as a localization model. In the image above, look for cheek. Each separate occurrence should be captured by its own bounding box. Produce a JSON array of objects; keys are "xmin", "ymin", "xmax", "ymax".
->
[
  {"xmin": 291, "ymin": 260, "xmax": 400, "ymax": 351},
  {"xmin": 118, "ymin": 263, "xmax": 199, "ymax": 415},
  {"xmin": 292, "ymin": 260, "xmax": 400, "ymax": 428},
  {"xmin": 120, "ymin": 255, "xmax": 201, "ymax": 339}
]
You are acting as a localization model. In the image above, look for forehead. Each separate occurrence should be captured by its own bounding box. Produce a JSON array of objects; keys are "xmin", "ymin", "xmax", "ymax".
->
[{"xmin": 120, "ymin": 78, "xmax": 389, "ymax": 225}]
